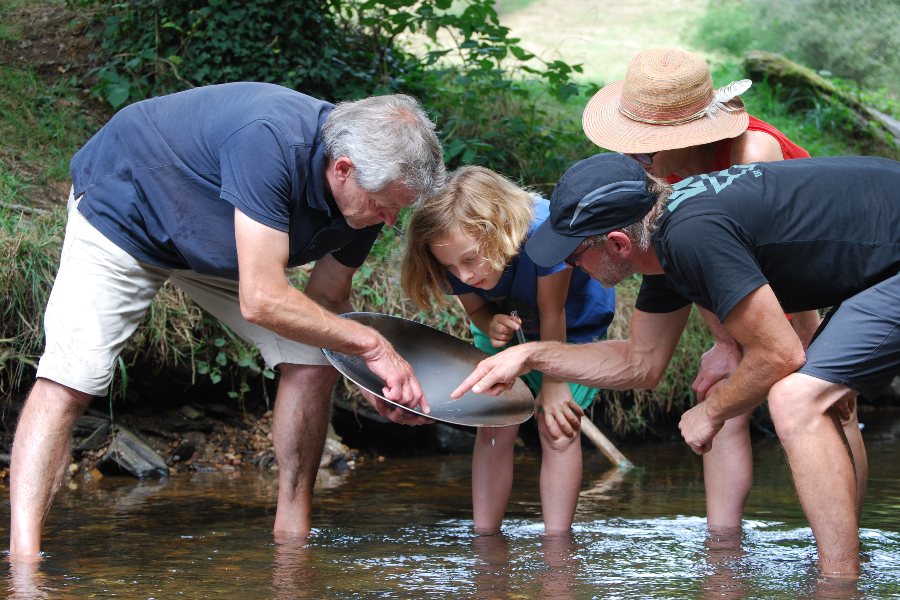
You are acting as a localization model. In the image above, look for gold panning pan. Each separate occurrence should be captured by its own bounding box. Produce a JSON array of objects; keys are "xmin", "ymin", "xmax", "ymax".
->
[{"xmin": 322, "ymin": 313, "xmax": 535, "ymax": 427}]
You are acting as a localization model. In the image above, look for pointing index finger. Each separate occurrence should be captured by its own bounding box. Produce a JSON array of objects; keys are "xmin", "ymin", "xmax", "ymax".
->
[{"xmin": 451, "ymin": 365, "xmax": 489, "ymax": 399}]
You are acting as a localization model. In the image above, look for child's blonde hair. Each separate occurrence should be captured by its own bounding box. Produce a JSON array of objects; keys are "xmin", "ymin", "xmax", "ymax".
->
[{"xmin": 400, "ymin": 165, "xmax": 535, "ymax": 310}]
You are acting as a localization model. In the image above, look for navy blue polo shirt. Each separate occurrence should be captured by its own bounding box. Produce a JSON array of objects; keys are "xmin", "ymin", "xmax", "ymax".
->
[{"xmin": 71, "ymin": 82, "xmax": 382, "ymax": 280}]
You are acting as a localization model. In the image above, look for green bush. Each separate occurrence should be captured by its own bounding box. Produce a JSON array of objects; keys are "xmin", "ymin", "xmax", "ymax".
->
[
  {"xmin": 695, "ymin": 0, "xmax": 900, "ymax": 96},
  {"xmin": 72, "ymin": 0, "xmax": 583, "ymax": 104},
  {"xmin": 72, "ymin": 0, "xmax": 597, "ymax": 185},
  {"xmin": 70, "ymin": 0, "xmax": 359, "ymax": 106}
]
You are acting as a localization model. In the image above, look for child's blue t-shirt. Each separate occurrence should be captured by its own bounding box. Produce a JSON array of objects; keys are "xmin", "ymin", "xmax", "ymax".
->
[{"xmin": 446, "ymin": 198, "xmax": 615, "ymax": 344}]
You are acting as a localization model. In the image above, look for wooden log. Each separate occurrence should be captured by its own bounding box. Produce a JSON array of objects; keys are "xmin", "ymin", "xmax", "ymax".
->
[
  {"xmin": 580, "ymin": 416, "xmax": 633, "ymax": 472},
  {"xmin": 744, "ymin": 50, "xmax": 900, "ymax": 148}
]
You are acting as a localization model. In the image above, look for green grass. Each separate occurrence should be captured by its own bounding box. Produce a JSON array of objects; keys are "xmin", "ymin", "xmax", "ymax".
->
[
  {"xmin": 710, "ymin": 61, "xmax": 862, "ymax": 158},
  {"xmin": 0, "ymin": 0, "xmax": 29, "ymax": 44},
  {"xmin": 0, "ymin": 66, "xmax": 103, "ymax": 198},
  {"xmin": 496, "ymin": 0, "xmax": 710, "ymax": 86},
  {"xmin": 694, "ymin": 0, "xmax": 900, "ymax": 98},
  {"xmin": 496, "ymin": 0, "xmax": 541, "ymax": 16},
  {"xmin": 0, "ymin": 62, "xmax": 105, "ymax": 388}
]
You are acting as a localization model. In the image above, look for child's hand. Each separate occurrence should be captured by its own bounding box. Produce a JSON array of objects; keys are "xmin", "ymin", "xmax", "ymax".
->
[
  {"xmin": 488, "ymin": 313, "xmax": 522, "ymax": 348},
  {"xmin": 536, "ymin": 381, "xmax": 583, "ymax": 440}
]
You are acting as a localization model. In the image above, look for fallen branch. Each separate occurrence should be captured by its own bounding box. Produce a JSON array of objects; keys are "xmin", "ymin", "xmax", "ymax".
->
[
  {"xmin": 0, "ymin": 202, "xmax": 48, "ymax": 215},
  {"xmin": 581, "ymin": 416, "xmax": 634, "ymax": 472}
]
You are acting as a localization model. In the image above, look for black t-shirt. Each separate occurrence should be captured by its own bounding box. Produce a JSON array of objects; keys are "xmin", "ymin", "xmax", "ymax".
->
[{"xmin": 635, "ymin": 156, "xmax": 900, "ymax": 321}]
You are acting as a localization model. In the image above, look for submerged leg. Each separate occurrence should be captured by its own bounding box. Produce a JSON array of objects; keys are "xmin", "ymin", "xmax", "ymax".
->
[
  {"xmin": 703, "ymin": 410, "xmax": 753, "ymax": 528},
  {"xmin": 769, "ymin": 374, "xmax": 860, "ymax": 577},
  {"xmin": 10, "ymin": 379, "xmax": 92, "ymax": 556},
  {"xmin": 271, "ymin": 363, "xmax": 339, "ymax": 536},
  {"xmin": 537, "ymin": 415, "xmax": 582, "ymax": 533},
  {"xmin": 472, "ymin": 425, "xmax": 519, "ymax": 534},
  {"xmin": 841, "ymin": 401, "xmax": 868, "ymax": 524}
]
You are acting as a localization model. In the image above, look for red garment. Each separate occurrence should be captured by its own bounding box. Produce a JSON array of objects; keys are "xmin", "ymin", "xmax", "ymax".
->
[
  {"xmin": 660, "ymin": 115, "xmax": 809, "ymax": 320},
  {"xmin": 663, "ymin": 116, "xmax": 810, "ymax": 184}
]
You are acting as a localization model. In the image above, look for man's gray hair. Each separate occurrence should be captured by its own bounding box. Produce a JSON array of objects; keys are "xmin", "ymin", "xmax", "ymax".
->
[
  {"xmin": 588, "ymin": 174, "xmax": 673, "ymax": 250},
  {"xmin": 323, "ymin": 94, "xmax": 445, "ymax": 202}
]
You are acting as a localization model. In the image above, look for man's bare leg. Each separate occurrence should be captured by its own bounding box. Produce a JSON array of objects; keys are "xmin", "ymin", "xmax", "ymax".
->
[
  {"xmin": 768, "ymin": 373, "xmax": 860, "ymax": 576},
  {"xmin": 271, "ymin": 363, "xmax": 339, "ymax": 536},
  {"xmin": 703, "ymin": 411, "xmax": 753, "ymax": 528},
  {"xmin": 10, "ymin": 378, "xmax": 92, "ymax": 556},
  {"xmin": 841, "ymin": 401, "xmax": 867, "ymax": 524}
]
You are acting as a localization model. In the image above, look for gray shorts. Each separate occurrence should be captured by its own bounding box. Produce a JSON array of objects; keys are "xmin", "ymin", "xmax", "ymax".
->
[
  {"xmin": 36, "ymin": 190, "xmax": 331, "ymax": 397},
  {"xmin": 798, "ymin": 269, "xmax": 900, "ymax": 399}
]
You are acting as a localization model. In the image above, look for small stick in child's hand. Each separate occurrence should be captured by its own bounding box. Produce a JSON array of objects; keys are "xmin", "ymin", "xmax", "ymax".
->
[{"xmin": 510, "ymin": 310, "xmax": 526, "ymax": 345}]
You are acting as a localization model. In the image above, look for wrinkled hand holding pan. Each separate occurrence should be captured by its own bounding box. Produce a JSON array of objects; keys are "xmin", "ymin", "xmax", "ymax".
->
[{"xmin": 322, "ymin": 313, "xmax": 535, "ymax": 427}]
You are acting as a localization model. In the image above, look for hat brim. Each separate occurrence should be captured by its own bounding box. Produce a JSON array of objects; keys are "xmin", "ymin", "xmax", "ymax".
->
[
  {"xmin": 582, "ymin": 80, "xmax": 750, "ymax": 154},
  {"xmin": 524, "ymin": 220, "xmax": 585, "ymax": 268}
]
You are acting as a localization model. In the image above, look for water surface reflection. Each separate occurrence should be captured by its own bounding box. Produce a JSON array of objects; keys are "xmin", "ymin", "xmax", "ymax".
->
[{"xmin": 3, "ymin": 407, "xmax": 900, "ymax": 598}]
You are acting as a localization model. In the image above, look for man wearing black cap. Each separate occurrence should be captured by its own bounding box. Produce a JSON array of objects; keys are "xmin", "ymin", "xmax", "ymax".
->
[{"xmin": 452, "ymin": 152, "xmax": 900, "ymax": 577}]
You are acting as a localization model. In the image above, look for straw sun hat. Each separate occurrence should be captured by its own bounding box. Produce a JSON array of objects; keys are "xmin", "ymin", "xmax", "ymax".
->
[{"xmin": 582, "ymin": 48, "xmax": 752, "ymax": 154}]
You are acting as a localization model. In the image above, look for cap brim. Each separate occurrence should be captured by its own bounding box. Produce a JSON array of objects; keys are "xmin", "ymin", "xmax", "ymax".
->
[
  {"xmin": 582, "ymin": 80, "xmax": 750, "ymax": 154},
  {"xmin": 525, "ymin": 220, "xmax": 585, "ymax": 268}
]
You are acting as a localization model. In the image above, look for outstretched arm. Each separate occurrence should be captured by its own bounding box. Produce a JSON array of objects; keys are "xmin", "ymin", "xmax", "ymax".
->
[
  {"xmin": 452, "ymin": 306, "xmax": 692, "ymax": 398},
  {"xmin": 234, "ymin": 208, "xmax": 428, "ymax": 412}
]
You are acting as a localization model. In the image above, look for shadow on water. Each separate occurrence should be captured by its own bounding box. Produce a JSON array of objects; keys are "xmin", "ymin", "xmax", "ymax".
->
[{"xmin": 3, "ymin": 407, "xmax": 900, "ymax": 598}]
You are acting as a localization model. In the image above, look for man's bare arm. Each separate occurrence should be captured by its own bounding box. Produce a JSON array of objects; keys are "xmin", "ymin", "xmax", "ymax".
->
[
  {"xmin": 693, "ymin": 307, "xmax": 744, "ymax": 401},
  {"xmin": 234, "ymin": 209, "xmax": 427, "ymax": 410},
  {"xmin": 236, "ymin": 210, "xmax": 380, "ymax": 352},
  {"xmin": 452, "ymin": 306, "xmax": 691, "ymax": 397},
  {"xmin": 789, "ymin": 308, "xmax": 821, "ymax": 349},
  {"xmin": 303, "ymin": 254, "xmax": 356, "ymax": 315},
  {"xmin": 679, "ymin": 285, "xmax": 806, "ymax": 453}
]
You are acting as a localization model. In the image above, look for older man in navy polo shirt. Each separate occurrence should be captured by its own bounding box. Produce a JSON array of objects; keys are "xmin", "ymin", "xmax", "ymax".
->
[{"xmin": 10, "ymin": 82, "xmax": 445, "ymax": 556}]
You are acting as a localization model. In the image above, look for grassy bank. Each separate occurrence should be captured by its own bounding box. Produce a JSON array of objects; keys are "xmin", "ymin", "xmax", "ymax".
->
[{"xmin": 2, "ymin": 0, "xmax": 895, "ymax": 437}]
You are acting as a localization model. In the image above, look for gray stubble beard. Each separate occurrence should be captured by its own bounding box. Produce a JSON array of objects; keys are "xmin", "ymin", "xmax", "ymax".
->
[{"xmin": 584, "ymin": 250, "xmax": 634, "ymax": 289}]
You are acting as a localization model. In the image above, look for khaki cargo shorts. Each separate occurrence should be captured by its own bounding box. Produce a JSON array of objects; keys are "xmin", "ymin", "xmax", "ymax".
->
[{"xmin": 36, "ymin": 190, "xmax": 331, "ymax": 397}]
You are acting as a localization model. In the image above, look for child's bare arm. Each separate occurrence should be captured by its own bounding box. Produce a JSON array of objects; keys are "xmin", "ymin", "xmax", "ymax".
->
[
  {"xmin": 459, "ymin": 293, "xmax": 522, "ymax": 348},
  {"xmin": 536, "ymin": 269, "xmax": 570, "ymax": 346},
  {"xmin": 458, "ymin": 293, "xmax": 493, "ymax": 331}
]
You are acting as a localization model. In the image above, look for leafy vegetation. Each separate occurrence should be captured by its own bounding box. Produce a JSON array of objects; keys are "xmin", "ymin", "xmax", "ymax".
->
[
  {"xmin": 2, "ymin": 0, "xmax": 593, "ymax": 403},
  {"xmin": 695, "ymin": 0, "xmax": 900, "ymax": 97},
  {"xmin": 4, "ymin": 0, "xmax": 899, "ymax": 435},
  {"xmin": 709, "ymin": 62, "xmax": 865, "ymax": 158},
  {"xmin": 71, "ymin": 0, "xmax": 595, "ymax": 190}
]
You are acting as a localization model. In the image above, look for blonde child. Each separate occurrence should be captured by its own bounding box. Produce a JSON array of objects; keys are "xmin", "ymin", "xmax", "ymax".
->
[{"xmin": 400, "ymin": 166, "xmax": 615, "ymax": 533}]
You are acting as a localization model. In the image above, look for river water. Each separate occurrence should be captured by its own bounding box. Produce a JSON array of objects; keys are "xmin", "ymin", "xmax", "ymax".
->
[{"xmin": 2, "ymin": 407, "xmax": 900, "ymax": 599}]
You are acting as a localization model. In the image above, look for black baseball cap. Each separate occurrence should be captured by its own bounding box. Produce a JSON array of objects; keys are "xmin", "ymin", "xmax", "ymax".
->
[{"xmin": 525, "ymin": 153, "xmax": 655, "ymax": 267}]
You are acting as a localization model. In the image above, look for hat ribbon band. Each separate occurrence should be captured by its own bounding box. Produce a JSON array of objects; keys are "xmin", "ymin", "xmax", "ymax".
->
[
  {"xmin": 617, "ymin": 79, "xmax": 751, "ymax": 126},
  {"xmin": 618, "ymin": 104, "xmax": 709, "ymax": 126}
]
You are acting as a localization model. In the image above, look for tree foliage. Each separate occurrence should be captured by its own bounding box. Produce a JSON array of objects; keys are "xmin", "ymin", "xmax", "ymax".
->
[
  {"xmin": 72, "ymin": 0, "xmax": 582, "ymax": 106},
  {"xmin": 695, "ymin": 0, "xmax": 900, "ymax": 96},
  {"xmin": 71, "ymin": 0, "xmax": 597, "ymax": 187}
]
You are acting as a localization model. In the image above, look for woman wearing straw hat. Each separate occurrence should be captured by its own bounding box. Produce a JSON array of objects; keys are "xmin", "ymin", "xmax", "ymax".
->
[{"xmin": 580, "ymin": 48, "xmax": 867, "ymax": 532}]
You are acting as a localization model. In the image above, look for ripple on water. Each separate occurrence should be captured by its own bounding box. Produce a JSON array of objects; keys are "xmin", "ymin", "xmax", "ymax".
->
[{"xmin": 4, "ymin": 408, "xmax": 900, "ymax": 598}]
